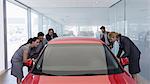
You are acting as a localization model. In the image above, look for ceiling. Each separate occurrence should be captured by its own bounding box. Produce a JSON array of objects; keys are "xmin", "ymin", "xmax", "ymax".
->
[{"xmin": 15, "ymin": 0, "xmax": 121, "ymax": 26}]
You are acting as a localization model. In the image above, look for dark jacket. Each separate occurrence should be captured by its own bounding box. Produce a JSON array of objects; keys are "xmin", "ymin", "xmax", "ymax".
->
[
  {"xmin": 46, "ymin": 33, "xmax": 58, "ymax": 41},
  {"xmin": 117, "ymin": 35, "xmax": 141, "ymax": 74},
  {"xmin": 29, "ymin": 38, "xmax": 47, "ymax": 59}
]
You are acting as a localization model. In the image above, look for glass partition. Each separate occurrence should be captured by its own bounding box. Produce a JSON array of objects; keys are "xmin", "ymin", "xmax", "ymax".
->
[
  {"xmin": 126, "ymin": 0, "xmax": 150, "ymax": 80},
  {"xmin": 63, "ymin": 25, "xmax": 99, "ymax": 37},
  {"xmin": 109, "ymin": 0, "xmax": 150, "ymax": 80},
  {"xmin": 43, "ymin": 16, "xmax": 48, "ymax": 34},
  {"xmin": 6, "ymin": 1, "xmax": 28, "ymax": 68},
  {"xmin": 31, "ymin": 11, "xmax": 39, "ymax": 37},
  {"xmin": 0, "ymin": 0, "xmax": 5, "ymax": 71}
]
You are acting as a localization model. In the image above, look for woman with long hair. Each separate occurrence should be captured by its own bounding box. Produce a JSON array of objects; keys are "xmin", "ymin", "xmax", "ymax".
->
[
  {"xmin": 108, "ymin": 32, "xmax": 141, "ymax": 83},
  {"xmin": 11, "ymin": 37, "xmax": 40, "ymax": 84}
]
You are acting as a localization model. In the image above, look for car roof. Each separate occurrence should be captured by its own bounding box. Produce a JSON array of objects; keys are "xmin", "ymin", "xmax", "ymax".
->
[{"xmin": 48, "ymin": 37, "xmax": 104, "ymax": 45}]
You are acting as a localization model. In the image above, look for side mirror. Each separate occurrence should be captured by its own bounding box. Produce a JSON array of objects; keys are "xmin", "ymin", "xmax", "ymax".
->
[
  {"xmin": 24, "ymin": 59, "xmax": 33, "ymax": 67},
  {"xmin": 120, "ymin": 57, "xmax": 129, "ymax": 66}
]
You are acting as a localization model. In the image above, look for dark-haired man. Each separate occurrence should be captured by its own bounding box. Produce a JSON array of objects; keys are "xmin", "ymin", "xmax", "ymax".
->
[
  {"xmin": 100, "ymin": 26, "xmax": 113, "ymax": 49},
  {"xmin": 29, "ymin": 32, "xmax": 47, "ymax": 59}
]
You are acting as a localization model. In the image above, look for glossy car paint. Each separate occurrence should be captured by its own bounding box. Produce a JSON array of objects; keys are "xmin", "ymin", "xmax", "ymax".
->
[
  {"xmin": 22, "ymin": 37, "xmax": 136, "ymax": 84},
  {"xmin": 22, "ymin": 72, "xmax": 136, "ymax": 84}
]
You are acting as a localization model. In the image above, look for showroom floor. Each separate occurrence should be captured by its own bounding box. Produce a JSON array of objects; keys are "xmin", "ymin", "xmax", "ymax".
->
[
  {"xmin": 0, "ymin": 67, "xmax": 28, "ymax": 84},
  {"xmin": 0, "ymin": 70, "xmax": 15, "ymax": 84}
]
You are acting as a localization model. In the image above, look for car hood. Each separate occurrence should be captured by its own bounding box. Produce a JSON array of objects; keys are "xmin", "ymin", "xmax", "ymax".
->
[
  {"xmin": 22, "ymin": 73, "xmax": 136, "ymax": 84},
  {"xmin": 38, "ymin": 75, "xmax": 110, "ymax": 84}
]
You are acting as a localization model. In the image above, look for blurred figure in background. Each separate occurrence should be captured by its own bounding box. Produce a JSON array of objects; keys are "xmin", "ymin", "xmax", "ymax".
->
[
  {"xmin": 100, "ymin": 26, "xmax": 113, "ymax": 49},
  {"xmin": 46, "ymin": 28, "xmax": 58, "ymax": 41},
  {"xmin": 95, "ymin": 28, "xmax": 101, "ymax": 39},
  {"xmin": 108, "ymin": 32, "xmax": 141, "ymax": 83}
]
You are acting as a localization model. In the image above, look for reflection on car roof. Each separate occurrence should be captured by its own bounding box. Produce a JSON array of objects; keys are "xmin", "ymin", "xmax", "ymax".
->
[{"xmin": 48, "ymin": 37, "xmax": 104, "ymax": 45}]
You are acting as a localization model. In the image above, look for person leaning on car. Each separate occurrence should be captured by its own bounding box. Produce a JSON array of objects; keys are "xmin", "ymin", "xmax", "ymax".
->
[
  {"xmin": 46, "ymin": 28, "xmax": 58, "ymax": 41},
  {"xmin": 108, "ymin": 32, "xmax": 141, "ymax": 82},
  {"xmin": 29, "ymin": 32, "xmax": 47, "ymax": 59},
  {"xmin": 27, "ymin": 32, "xmax": 47, "ymax": 71},
  {"xmin": 11, "ymin": 37, "xmax": 40, "ymax": 84}
]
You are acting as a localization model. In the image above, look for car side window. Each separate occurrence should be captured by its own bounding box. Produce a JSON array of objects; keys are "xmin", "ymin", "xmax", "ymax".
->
[
  {"xmin": 103, "ymin": 45, "xmax": 123, "ymax": 74},
  {"xmin": 32, "ymin": 45, "xmax": 47, "ymax": 72}
]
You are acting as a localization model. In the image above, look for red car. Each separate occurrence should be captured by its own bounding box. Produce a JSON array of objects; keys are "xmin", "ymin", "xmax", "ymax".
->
[{"xmin": 22, "ymin": 37, "xmax": 136, "ymax": 84}]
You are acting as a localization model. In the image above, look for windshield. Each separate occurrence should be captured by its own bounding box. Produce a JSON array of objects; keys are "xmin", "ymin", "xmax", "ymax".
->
[{"xmin": 32, "ymin": 44, "xmax": 123, "ymax": 76}]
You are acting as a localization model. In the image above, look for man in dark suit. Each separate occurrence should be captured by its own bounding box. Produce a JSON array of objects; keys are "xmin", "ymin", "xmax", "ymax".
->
[
  {"xmin": 46, "ymin": 28, "xmax": 58, "ymax": 41},
  {"xmin": 108, "ymin": 32, "xmax": 141, "ymax": 82}
]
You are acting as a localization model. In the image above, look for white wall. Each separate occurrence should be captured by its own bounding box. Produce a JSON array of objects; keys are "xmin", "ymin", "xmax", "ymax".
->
[{"xmin": 0, "ymin": 0, "xmax": 5, "ymax": 74}]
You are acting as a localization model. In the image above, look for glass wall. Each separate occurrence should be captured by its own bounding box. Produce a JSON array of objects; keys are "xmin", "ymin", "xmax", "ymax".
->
[
  {"xmin": 109, "ymin": 0, "xmax": 125, "ymax": 34},
  {"xmin": 31, "ymin": 10, "xmax": 39, "ymax": 37},
  {"xmin": 126, "ymin": 0, "xmax": 150, "ymax": 80},
  {"xmin": 78, "ymin": 26, "xmax": 97, "ymax": 37},
  {"xmin": 109, "ymin": 0, "xmax": 150, "ymax": 80},
  {"xmin": 6, "ymin": 1, "xmax": 28, "ymax": 68},
  {"xmin": 5, "ymin": 0, "xmax": 63, "ymax": 69},
  {"xmin": 42, "ymin": 16, "xmax": 48, "ymax": 34},
  {"xmin": 63, "ymin": 25, "xmax": 99, "ymax": 38},
  {"xmin": 63, "ymin": 26, "xmax": 78, "ymax": 36},
  {"xmin": 55, "ymin": 23, "xmax": 63, "ymax": 36},
  {"xmin": 0, "ymin": 0, "xmax": 5, "ymax": 72}
]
